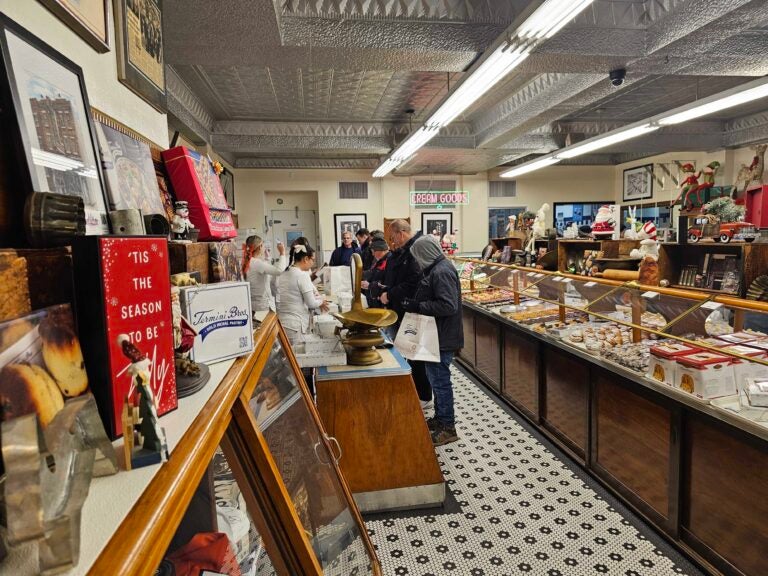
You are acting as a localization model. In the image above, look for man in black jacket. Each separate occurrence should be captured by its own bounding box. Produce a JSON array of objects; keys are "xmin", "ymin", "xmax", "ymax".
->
[
  {"xmin": 402, "ymin": 235, "xmax": 463, "ymax": 446},
  {"xmin": 356, "ymin": 228, "xmax": 374, "ymax": 271},
  {"xmin": 381, "ymin": 220, "xmax": 431, "ymax": 405}
]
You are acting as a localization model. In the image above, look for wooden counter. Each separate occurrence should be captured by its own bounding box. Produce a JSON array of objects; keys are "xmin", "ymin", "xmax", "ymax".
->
[
  {"xmin": 314, "ymin": 348, "xmax": 445, "ymax": 513},
  {"xmin": 458, "ymin": 302, "xmax": 768, "ymax": 576}
]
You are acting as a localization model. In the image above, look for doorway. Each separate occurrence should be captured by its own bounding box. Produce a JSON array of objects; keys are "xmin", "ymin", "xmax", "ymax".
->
[{"xmin": 270, "ymin": 208, "xmax": 320, "ymax": 254}]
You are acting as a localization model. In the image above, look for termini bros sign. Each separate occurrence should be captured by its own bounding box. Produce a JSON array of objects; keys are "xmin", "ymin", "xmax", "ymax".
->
[{"xmin": 410, "ymin": 191, "xmax": 470, "ymax": 207}]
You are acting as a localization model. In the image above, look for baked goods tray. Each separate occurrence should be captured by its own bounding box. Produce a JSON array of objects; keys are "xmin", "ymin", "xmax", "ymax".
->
[{"xmin": 710, "ymin": 395, "xmax": 768, "ymax": 428}]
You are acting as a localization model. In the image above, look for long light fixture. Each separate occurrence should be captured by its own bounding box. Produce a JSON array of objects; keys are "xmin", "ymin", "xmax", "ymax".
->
[
  {"xmin": 500, "ymin": 75, "xmax": 768, "ymax": 178},
  {"xmin": 372, "ymin": 0, "xmax": 596, "ymax": 178},
  {"xmin": 555, "ymin": 124, "xmax": 659, "ymax": 159},
  {"xmin": 658, "ymin": 76, "xmax": 768, "ymax": 125},
  {"xmin": 501, "ymin": 155, "xmax": 561, "ymax": 178}
]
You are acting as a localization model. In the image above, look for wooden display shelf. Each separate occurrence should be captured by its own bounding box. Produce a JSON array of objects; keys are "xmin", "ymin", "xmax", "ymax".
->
[
  {"xmin": 658, "ymin": 242, "xmax": 768, "ymax": 298},
  {"xmin": 557, "ymin": 238, "xmax": 640, "ymax": 274}
]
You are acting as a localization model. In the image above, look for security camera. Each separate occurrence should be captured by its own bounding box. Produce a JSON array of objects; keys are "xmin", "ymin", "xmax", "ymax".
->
[{"xmin": 609, "ymin": 68, "xmax": 626, "ymax": 87}]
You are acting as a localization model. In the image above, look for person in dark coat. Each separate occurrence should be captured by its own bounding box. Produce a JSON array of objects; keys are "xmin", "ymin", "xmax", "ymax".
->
[
  {"xmin": 402, "ymin": 235, "xmax": 463, "ymax": 446},
  {"xmin": 381, "ymin": 219, "xmax": 431, "ymax": 405},
  {"xmin": 362, "ymin": 237, "xmax": 390, "ymax": 308},
  {"xmin": 329, "ymin": 231, "xmax": 359, "ymax": 266},
  {"xmin": 356, "ymin": 228, "xmax": 374, "ymax": 271}
]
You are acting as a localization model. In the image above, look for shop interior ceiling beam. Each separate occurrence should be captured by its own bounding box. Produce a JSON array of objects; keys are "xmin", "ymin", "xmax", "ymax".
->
[
  {"xmin": 165, "ymin": 66, "xmax": 215, "ymax": 144},
  {"xmin": 723, "ymin": 111, "xmax": 768, "ymax": 148},
  {"xmin": 234, "ymin": 157, "xmax": 380, "ymax": 169}
]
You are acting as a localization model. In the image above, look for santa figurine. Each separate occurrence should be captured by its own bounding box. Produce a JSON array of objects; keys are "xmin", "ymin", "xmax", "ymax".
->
[
  {"xmin": 591, "ymin": 205, "xmax": 616, "ymax": 237},
  {"xmin": 505, "ymin": 214, "xmax": 517, "ymax": 236}
]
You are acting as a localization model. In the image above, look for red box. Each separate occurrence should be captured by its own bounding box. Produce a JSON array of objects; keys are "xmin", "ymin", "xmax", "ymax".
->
[
  {"xmin": 73, "ymin": 236, "xmax": 177, "ymax": 438},
  {"xmin": 161, "ymin": 146, "xmax": 236, "ymax": 241}
]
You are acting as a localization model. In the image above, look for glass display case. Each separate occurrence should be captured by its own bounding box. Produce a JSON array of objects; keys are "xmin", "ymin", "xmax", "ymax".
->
[
  {"xmin": 452, "ymin": 256, "xmax": 768, "ymax": 426},
  {"xmin": 76, "ymin": 314, "xmax": 380, "ymax": 576}
]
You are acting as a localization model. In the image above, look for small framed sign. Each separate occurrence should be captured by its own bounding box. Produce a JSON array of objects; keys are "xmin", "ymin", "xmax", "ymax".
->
[{"xmin": 623, "ymin": 164, "xmax": 654, "ymax": 202}]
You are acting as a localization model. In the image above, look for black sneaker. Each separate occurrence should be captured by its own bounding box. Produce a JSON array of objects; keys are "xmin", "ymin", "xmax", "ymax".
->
[
  {"xmin": 426, "ymin": 417, "xmax": 440, "ymax": 431},
  {"xmin": 431, "ymin": 426, "xmax": 458, "ymax": 446}
]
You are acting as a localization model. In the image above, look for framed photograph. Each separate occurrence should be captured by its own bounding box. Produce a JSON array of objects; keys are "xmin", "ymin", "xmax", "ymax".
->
[
  {"xmin": 40, "ymin": 0, "xmax": 110, "ymax": 52},
  {"xmin": 95, "ymin": 119, "xmax": 167, "ymax": 215},
  {"xmin": 623, "ymin": 164, "xmax": 654, "ymax": 202},
  {"xmin": 114, "ymin": 0, "xmax": 166, "ymax": 111},
  {"xmin": 421, "ymin": 212, "xmax": 453, "ymax": 240},
  {"xmin": 0, "ymin": 15, "xmax": 109, "ymax": 234},
  {"xmin": 334, "ymin": 213, "xmax": 367, "ymax": 246},
  {"xmin": 219, "ymin": 166, "xmax": 235, "ymax": 210}
]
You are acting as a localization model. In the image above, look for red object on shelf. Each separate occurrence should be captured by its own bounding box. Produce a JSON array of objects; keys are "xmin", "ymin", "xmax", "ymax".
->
[
  {"xmin": 745, "ymin": 184, "xmax": 768, "ymax": 228},
  {"xmin": 73, "ymin": 237, "xmax": 177, "ymax": 438},
  {"xmin": 162, "ymin": 146, "xmax": 236, "ymax": 240}
]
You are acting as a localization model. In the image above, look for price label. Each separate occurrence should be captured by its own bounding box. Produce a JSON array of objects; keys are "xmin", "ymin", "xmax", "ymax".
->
[
  {"xmin": 527, "ymin": 272, "xmax": 536, "ymax": 277},
  {"xmin": 701, "ymin": 301, "xmax": 723, "ymax": 310},
  {"xmin": 534, "ymin": 273, "xmax": 545, "ymax": 278},
  {"xmin": 584, "ymin": 282, "xmax": 597, "ymax": 287},
  {"xmin": 562, "ymin": 278, "xmax": 573, "ymax": 283},
  {"xmin": 642, "ymin": 291, "xmax": 660, "ymax": 299}
]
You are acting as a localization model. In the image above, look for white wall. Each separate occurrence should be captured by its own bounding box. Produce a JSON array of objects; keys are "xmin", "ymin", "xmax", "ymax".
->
[{"xmin": 0, "ymin": 0, "xmax": 169, "ymax": 147}]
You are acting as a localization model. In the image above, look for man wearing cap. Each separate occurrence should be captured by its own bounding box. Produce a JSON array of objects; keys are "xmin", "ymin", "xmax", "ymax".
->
[
  {"xmin": 401, "ymin": 235, "xmax": 463, "ymax": 446},
  {"xmin": 361, "ymin": 237, "xmax": 391, "ymax": 308}
]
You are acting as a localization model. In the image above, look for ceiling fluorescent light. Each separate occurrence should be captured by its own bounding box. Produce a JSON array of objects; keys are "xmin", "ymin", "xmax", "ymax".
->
[
  {"xmin": 658, "ymin": 77, "xmax": 768, "ymax": 125},
  {"xmin": 372, "ymin": 158, "xmax": 401, "ymax": 178},
  {"xmin": 518, "ymin": 0, "xmax": 594, "ymax": 40},
  {"xmin": 500, "ymin": 156, "xmax": 560, "ymax": 178},
  {"xmin": 556, "ymin": 124, "xmax": 659, "ymax": 159},
  {"xmin": 372, "ymin": 0, "xmax": 595, "ymax": 177}
]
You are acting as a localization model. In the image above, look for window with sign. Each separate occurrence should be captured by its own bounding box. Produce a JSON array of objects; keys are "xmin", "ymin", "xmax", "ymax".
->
[{"xmin": 488, "ymin": 207, "xmax": 527, "ymax": 238}]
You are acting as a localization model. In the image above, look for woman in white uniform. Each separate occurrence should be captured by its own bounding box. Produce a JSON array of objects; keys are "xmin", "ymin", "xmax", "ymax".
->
[
  {"xmin": 243, "ymin": 235, "xmax": 286, "ymax": 313},
  {"xmin": 277, "ymin": 244, "xmax": 328, "ymax": 343}
]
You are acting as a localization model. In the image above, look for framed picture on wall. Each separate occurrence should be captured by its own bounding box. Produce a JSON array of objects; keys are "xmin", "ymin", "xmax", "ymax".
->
[
  {"xmin": 0, "ymin": 15, "xmax": 110, "ymax": 235},
  {"xmin": 39, "ymin": 0, "xmax": 110, "ymax": 52},
  {"xmin": 219, "ymin": 167, "xmax": 235, "ymax": 210},
  {"xmin": 334, "ymin": 213, "xmax": 367, "ymax": 246},
  {"xmin": 623, "ymin": 164, "xmax": 654, "ymax": 202},
  {"xmin": 114, "ymin": 0, "xmax": 166, "ymax": 111},
  {"xmin": 421, "ymin": 212, "xmax": 453, "ymax": 240}
]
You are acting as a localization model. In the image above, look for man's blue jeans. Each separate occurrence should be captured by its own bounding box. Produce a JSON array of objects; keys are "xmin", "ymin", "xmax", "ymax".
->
[{"xmin": 425, "ymin": 350, "xmax": 455, "ymax": 428}]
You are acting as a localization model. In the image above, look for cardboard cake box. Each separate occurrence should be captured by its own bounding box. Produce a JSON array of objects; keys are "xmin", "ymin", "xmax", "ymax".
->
[
  {"xmin": 722, "ymin": 344, "xmax": 768, "ymax": 399},
  {"xmin": 179, "ymin": 282, "xmax": 254, "ymax": 364},
  {"xmin": 161, "ymin": 146, "xmax": 236, "ymax": 241},
  {"xmin": 675, "ymin": 351, "xmax": 736, "ymax": 400},
  {"xmin": 72, "ymin": 236, "xmax": 177, "ymax": 438},
  {"xmin": 648, "ymin": 342, "xmax": 702, "ymax": 386}
]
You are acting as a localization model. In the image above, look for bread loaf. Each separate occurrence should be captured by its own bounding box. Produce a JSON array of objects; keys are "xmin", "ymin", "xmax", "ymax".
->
[
  {"xmin": 0, "ymin": 253, "xmax": 31, "ymax": 322},
  {"xmin": 39, "ymin": 314, "xmax": 89, "ymax": 397},
  {"xmin": 0, "ymin": 363, "xmax": 64, "ymax": 426}
]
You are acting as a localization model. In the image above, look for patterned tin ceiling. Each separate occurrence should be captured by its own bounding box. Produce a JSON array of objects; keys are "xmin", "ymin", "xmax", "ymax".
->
[{"xmin": 164, "ymin": 0, "xmax": 768, "ymax": 173}]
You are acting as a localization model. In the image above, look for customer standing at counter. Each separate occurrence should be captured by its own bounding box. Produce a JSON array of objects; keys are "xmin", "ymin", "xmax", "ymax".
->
[
  {"xmin": 356, "ymin": 228, "xmax": 374, "ymax": 270},
  {"xmin": 277, "ymin": 244, "xmax": 328, "ymax": 344},
  {"xmin": 381, "ymin": 219, "xmax": 432, "ymax": 407},
  {"xmin": 361, "ymin": 236, "xmax": 391, "ymax": 308},
  {"xmin": 243, "ymin": 235, "xmax": 286, "ymax": 312},
  {"xmin": 329, "ymin": 231, "xmax": 360, "ymax": 266},
  {"xmin": 402, "ymin": 235, "xmax": 463, "ymax": 446}
]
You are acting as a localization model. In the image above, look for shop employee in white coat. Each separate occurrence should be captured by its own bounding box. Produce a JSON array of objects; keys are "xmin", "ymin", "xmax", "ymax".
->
[
  {"xmin": 277, "ymin": 243, "xmax": 328, "ymax": 343},
  {"xmin": 243, "ymin": 235, "xmax": 286, "ymax": 313}
]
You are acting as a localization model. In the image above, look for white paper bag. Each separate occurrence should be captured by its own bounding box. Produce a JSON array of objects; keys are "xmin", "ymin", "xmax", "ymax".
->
[
  {"xmin": 323, "ymin": 266, "xmax": 353, "ymax": 296},
  {"xmin": 394, "ymin": 312, "xmax": 440, "ymax": 362}
]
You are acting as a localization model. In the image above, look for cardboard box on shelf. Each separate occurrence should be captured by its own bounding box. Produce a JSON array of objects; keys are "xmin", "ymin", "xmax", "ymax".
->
[{"xmin": 676, "ymin": 351, "xmax": 736, "ymax": 400}]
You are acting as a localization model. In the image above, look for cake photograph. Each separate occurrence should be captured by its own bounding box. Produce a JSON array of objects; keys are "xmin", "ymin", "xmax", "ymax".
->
[{"xmin": 0, "ymin": 304, "xmax": 89, "ymax": 427}]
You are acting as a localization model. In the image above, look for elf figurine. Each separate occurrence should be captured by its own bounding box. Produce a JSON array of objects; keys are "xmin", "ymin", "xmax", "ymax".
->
[
  {"xmin": 686, "ymin": 161, "xmax": 720, "ymax": 209},
  {"xmin": 671, "ymin": 163, "xmax": 700, "ymax": 210}
]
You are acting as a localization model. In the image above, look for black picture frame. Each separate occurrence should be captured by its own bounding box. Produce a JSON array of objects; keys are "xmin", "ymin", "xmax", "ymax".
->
[
  {"xmin": 219, "ymin": 167, "xmax": 235, "ymax": 210},
  {"xmin": 114, "ymin": 0, "xmax": 166, "ymax": 111},
  {"xmin": 333, "ymin": 213, "xmax": 367, "ymax": 247},
  {"xmin": 39, "ymin": 0, "xmax": 110, "ymax": 52},
  {"xmin": 0, "ymin": 13, "xmax": 110, "ymax": 237},
  {"xmin": 623, "ymin": 164, "xmax": 654, "ymax": 202},
  {"xmin": 421, "ymin": 212, "xmax": 453, "ymax": 239}
]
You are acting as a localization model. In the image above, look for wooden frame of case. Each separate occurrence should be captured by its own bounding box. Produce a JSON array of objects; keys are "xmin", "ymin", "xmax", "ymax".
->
[{"xmin": 89, "ymin": 314, "xmax": 381, "ymax": 575}]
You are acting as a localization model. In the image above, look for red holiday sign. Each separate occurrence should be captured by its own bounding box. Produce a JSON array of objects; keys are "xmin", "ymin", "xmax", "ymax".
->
[{"xmin": 100, "ymin": 237, "xmax": 177, "ymax": 435}]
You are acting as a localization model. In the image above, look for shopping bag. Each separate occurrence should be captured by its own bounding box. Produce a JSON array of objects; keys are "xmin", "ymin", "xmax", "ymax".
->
[
  {"xmin": 323, "ymin": 265, "xmax": 353, "ymax": 296},
  {"xmin": 394, "ymin": 312, "xmax": 440, "ymax": 362}
]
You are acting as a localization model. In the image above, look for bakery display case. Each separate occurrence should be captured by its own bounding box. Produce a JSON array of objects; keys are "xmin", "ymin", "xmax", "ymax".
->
[
  {"xmin": 452, "ymin": 256, "xmax": 768, "ymax": 576},
  {"xmin": 3, "ymin": 313, "xmax": 380, "ymax": 576}
]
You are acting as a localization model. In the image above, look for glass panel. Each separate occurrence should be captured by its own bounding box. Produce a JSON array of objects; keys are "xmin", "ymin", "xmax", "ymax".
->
[
  {"xmin": 157, "ymin": 446, "xmax": 279, "ymax": 576},
  {"xmin": 488, "ymin": 207, "xmax": 526, "ymax": 238},
  {"xmin": 586, "ymin": 286, "xmax": 697, "ymax": 332},
  {"xmin": 250, "ymin": 337, "xmax": 374, "ymax": 575}
]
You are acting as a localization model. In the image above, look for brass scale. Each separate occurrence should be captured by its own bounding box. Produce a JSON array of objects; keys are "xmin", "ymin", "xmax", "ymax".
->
[{"xmin": 331, "ymin": 253, "xmax": 397, "ymax": 365}]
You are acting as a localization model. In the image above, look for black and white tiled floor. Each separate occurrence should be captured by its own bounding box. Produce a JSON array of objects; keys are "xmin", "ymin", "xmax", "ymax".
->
[{"xmin": 365, "ymin": 365, "xmax": 704, "ymax": 576}]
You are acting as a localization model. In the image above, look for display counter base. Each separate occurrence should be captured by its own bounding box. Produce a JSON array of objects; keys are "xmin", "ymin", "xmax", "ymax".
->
[{"xmin": 354, "ymin": 482, "xmax": 446, "ymax": 514}]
